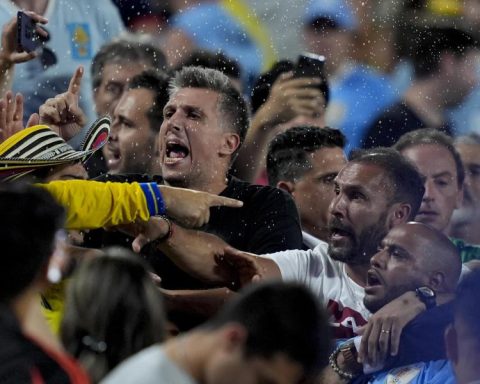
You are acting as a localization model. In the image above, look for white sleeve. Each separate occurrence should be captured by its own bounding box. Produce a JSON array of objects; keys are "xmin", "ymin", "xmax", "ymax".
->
[{"xmin": 263, "ymin": 242, "xmax": 329, "ymax": 286}]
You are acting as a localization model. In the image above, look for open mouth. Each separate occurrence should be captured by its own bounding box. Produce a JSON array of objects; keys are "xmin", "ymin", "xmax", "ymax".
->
[
  {"xmin": 366, "ymin": 270, "xmax": 382, "ymax": 287},
  {"xmin": 330, "ymin": 227, "xmax": 352, "ymax": 241},
  {"xmin": 164, "ymin": 140, "xmax": 190, "ymax": 164},
  {"xmin": 106, "ymin": 146, "xmax": 121, "ymax": 169}
]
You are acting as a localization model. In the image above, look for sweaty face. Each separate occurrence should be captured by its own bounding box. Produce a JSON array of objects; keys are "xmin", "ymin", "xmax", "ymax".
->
[
  {"xmin": 105, "ymin": 88, "xmax": 159, "ymax": 174},
  {"xmin": 159, "ymin": 88, "xmax": 229, "ymax": 189},
  {"xmin": 401, "ymin": 144, "xmax": 462, "ymax": 233},
  {"xmin": 327, "ymin": 163, "xmax": 393, "ymax": 265},
  {"xmin": 291, "ymin": 147, "xmax": 346, "ymax": 241},
  {"xmin": 93, "ymin": 61, "xmax": 152, "ymax": 117},
  {"xmin": 364, "ymin": 225, "xmax": 431, "ymax": 313}
]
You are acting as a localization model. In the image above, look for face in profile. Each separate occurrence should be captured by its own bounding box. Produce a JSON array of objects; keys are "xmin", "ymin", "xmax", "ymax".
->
[{"xmin": 364, "ymin": 224, "xmax": 430, "ymax": 313}]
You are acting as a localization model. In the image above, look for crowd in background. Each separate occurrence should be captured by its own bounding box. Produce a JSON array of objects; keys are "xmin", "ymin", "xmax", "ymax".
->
[{"xmin": 1, "ymin": 0, "xmax": 480, "ymax": 383}]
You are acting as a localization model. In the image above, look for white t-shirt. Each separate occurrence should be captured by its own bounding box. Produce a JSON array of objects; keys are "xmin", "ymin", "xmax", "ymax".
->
[
  {"xmin": 264, "ymin": 241, "xmax": 370, "ymax": 338},
  {"xmin": 101, "ymin": 345, "xmax": 196, "ymax": 384}
]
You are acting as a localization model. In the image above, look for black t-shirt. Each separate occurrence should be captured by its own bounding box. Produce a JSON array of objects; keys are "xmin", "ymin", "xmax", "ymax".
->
[
  {"xmin": 85, "ymin": 174, "xmax": 303, "ymax": 289},
  {"xmin": 362, "ymin": 101, "xmax": 453, "ymax": 149}
]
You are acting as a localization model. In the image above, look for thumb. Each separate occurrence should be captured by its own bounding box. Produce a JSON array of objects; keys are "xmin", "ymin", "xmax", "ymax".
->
[
  {"xmin": 26, "ymin": 113, "xmax": 40, "ymax": 127},
  {"xmin": 132, "ymin": 234, "xmax": 149, "ymax": 253}
]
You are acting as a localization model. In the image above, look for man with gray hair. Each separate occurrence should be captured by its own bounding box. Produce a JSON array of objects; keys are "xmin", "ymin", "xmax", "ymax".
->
[{"xmin": 154, "ymin": 66, "xmax": 303, "ymax": 292}]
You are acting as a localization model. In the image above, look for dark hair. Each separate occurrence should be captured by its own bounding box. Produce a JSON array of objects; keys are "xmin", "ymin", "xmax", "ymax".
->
[
  {"xmin": 205, "ymin": 281, "xmax": 331, "ymax": 377},
  {"xmin": 170, "ymin": 66, "xmax": 250, "ymax": 150},
  {"xmin": 266, "ymin": 126, "xmax": 346, "ymax": 186},
  {"xmin": 349, "ymin": 147, "xmax": 425, "ymax": 219},
  {"xmin": 393, "ymin": 128, "xmax": 465, "ymax": 187},
  {"xmin": 454, "ymin": 269, "xmax": 480, "ymax": 350},
  {"xmin": 91, "ymin": 39, "xmax": 167, "ymax": 90},
  {"xmin": 250, "ymin": 59, "xmax": 330, "ymax": 114},
  {"xmin": 411, "ymin": 27, "xmax": 478, "ymax": 78},
  {"xmin": 61, "ymin": 247, "xmax": 165, "ymax": 382},
  {"xmin": 128, "ymin": 69, "xmax": 170, "ymax": 133},
  {"xmin": 0, "ymin": 183, "xmax": 65, "ymax": 301},
  {"xmin": 175, "ymin": 49, "xmax": 241, "ymax": 80}
]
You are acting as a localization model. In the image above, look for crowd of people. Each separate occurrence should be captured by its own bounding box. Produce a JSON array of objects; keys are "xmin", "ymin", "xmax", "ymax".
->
[{"xmin": 1, "ymin": 0, "xmax": 480, "ymax": 383}]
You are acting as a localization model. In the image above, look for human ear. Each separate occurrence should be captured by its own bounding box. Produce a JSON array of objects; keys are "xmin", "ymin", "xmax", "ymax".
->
[
  {"xmin": 277, "ymin": 181, "xmax": 295, "ymax": 195},
  {"xmin": 219, "ymin": 133, "xmax": 240, "ymax": 157},
  {"xmin": 388, "ymin": 203, "xmax": 411, "ymax": 228}
]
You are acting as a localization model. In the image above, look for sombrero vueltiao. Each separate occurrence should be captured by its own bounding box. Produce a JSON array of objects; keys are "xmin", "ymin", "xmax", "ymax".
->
[{"xmin": 0, "ymin": 116, "xmax": 110, "ymax": 181}]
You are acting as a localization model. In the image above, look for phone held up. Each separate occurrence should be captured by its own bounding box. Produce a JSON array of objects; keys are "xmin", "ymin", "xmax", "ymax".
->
[
  {"xmin": 294, "ymin": 52, "xmax": 330, "ymax": 105},
  {"xmin": 17, "ymin": 11, "xmax": 44, "ymax": 53}
]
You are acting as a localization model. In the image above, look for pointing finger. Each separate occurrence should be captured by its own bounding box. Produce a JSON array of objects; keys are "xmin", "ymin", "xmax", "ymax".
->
[
  {"xmin": 209, "ymin": 195, "xmax": 243, "ymax": 208},
  {"xmin": 67, "ymin": 66, "xmax": 83, "ymax": 95}
]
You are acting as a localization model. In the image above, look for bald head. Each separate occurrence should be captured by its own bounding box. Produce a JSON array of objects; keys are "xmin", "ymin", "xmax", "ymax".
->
[{"xmin": 365, "ymin": 222, "xmax": 461, "ymax": 313}]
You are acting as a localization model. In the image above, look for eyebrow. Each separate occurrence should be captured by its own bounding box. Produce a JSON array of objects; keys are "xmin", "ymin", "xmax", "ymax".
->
[{"xmin": 431, "ymin": 171, "xmax": 455, "ymax": 179}]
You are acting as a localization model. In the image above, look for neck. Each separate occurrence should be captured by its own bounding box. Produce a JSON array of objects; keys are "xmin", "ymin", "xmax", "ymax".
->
[
  {"xmin": 346, "ymin": 263, "xmax": 370, "ymax": 287},
  {"xmin": 12, "ymin": 0, "xmax": 48, "ymax": 14},
  {"xmin": 11, "ymin": 285, "xmax": 63, "ymax": 352},
  {"xmin": 164, "ymin": 331, "xmax": 213, "ymax": 383},
  {"xmin": 404, "ymin": 80, "xmax": 446, "ymax": 127},
  {"xmin": 436, "ymin": 292, "xmax": 455, "ymax": 306}
]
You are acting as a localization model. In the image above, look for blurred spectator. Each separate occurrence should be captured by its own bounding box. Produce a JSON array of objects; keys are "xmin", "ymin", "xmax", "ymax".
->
[
  {"xmin": 0, "ymin": 0, "xmax": 125, "ymax": 123},
  {"xmin": 102, "ymin": 282, "xmax": 331, "ymax": 384},
  {"xmin": 363, "ymin": 27, "xmax": 479, "ymax": 148},
  {"xmin": 450, "ymin": 134, "xmax": 480, "ymax": 244},
  {"xmin": 61, "ymin": 248, "xmax": 166, "ymax": 383},
  {"xmin": 234, "ymin": 60, "xmax": 327, "ymax": 183},
  {"xmin": 445, "ymin": 269, "xmax": 480, "ymax": 384},
  {"xmin": 266, "ymin": 126, "xmax": 346, "ymax": 244},
  {"xmin": 163, "ymin": 0, "xmax": 276, "ymax": 90},
  {"xmin": 175, "ymin": 49, "xmax": 242, "ymax": 93},
  {"xmin": 86, "ymin": 38, "xmax": 167, "ymax": 177},
  {"xmin": 0, "ymin": 183, "xmax": 89, "ymax": 383},
  {"xmin": 303, "ymin": 0, "xmax": 397, "ymax": 153}
]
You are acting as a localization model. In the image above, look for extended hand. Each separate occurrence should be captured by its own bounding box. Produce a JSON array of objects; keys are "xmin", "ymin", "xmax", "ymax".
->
[
  {"xmin": 39, "ymin": 66, "xmax": 86, "ymax": 140},
  {"xmin": 0, "ymin": 90, "xmax": 40, "ymax": 143},
  {"xmin": 160, "ymin": 185, "xmax": 243, "ymax": 228},
  {"xmin": 214, "ymin": 247, "xmax": 263, "ymax": 289},
  {"xmin": 357, "ymin": 291, "xmax": 426, "ymax": 367}
]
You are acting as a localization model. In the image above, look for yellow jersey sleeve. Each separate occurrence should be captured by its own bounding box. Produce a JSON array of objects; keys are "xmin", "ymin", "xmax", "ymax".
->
[{"xmin": 37, "ymin": 180, "xmax": 164, "ymax": 230}]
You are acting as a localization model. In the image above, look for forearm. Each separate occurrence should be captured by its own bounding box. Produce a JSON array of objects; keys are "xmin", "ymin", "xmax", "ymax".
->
[
  {"xmin": 233, "ymin": 108, "xmax": 276, "ymax": 182},
  {"xmin": 157, "ymin": 225, "xmax": 233, "ymax": 286},
  {"xmin": 162, "ymin": 287, "xmax": 235, "ymax": 319},
  {"xmin": 39, "ymin": 180, "xmax": 161, "ymax": 229}
]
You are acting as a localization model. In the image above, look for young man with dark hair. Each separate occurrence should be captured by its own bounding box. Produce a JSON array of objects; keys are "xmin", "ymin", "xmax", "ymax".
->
[
  {"xmin": 0, "ymin": 183, "xmax": 89, "ymax": 383},
  {"xmin": 266, "ymin": 126, "xmax": 346, "ymax": 244},
  {"xmin": 363, "ymin": 27, "xmax": 479, "ymax": 148},
  {"xmin": 394, "ymin": 128, "xmax": 480, "ymax": 262},
  {"xmin": 102, "ymin": 282, "xmax": 331, "ymax": 384},
  {"xmin": 103, "ymin": 69, "xmax": 170, "ymax": 175}
]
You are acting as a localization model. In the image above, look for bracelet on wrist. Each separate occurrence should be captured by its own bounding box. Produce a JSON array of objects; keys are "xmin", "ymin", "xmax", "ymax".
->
[
  {"xmin": 155, "ymin": 216, "xmax": 173, "ymax": 244},
  {"xmin": 328, "ymin": 343, "xmax": 358, "ymax": 381}
]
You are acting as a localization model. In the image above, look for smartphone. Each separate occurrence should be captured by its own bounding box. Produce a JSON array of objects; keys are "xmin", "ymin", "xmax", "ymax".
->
[
  {"xmin": 17, "ymin": 11, "xmax": 43, "ymax": 52},
  {"xmin": 294, "ymin": 52, "xmax": 330, "ymax": 105}
]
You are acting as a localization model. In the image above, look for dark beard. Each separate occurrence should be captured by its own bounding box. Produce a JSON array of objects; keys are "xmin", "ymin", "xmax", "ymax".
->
[
  {"xmin": 364, "ymin": 281, "xmax": 420, "ymax": 313},
  {"xmin": 328, "ymin": 214, "xmax": 388, "ymax": 266}
]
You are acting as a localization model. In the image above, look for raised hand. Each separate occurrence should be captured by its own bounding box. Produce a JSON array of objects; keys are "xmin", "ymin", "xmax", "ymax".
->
[
  {"xmin": 39, "ymin": 66, "xmax": 87, "ymax": 140},
  {"xmin": 0, "ymin": 12, "xmax": 48, "ymax": 68},
  {"xmin": 159, "ymin": 185, "xmax": 243, "ymax": 228},
  {"xmin": 0, "ymin": 90, "xmax": 39, "ymax": 143}
]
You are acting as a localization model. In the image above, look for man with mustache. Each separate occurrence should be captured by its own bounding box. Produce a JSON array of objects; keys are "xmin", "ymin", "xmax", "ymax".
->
[
  {"xmin": 393, "ymin": 128, "xmax": 480, "ymax": 262},
  {"xmin": 323, "ymin": 222, "xmax": 460, "ymax": 383}
]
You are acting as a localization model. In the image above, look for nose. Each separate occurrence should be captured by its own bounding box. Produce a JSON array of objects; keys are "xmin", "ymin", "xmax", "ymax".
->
[
  {"xmin": 109, "ymin": 120, "xmax": 119, "ymax": 142},
  {"xmin": 329, "ymin": 192, "xmax": 346, "ymax": 219},
  {"xmin": 422, "ymin": 179, "xmax": 436, "ymax": 203},
  {"xmin": 370, "ymin": 248, "xmax": 387, "ymax": 269}
]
